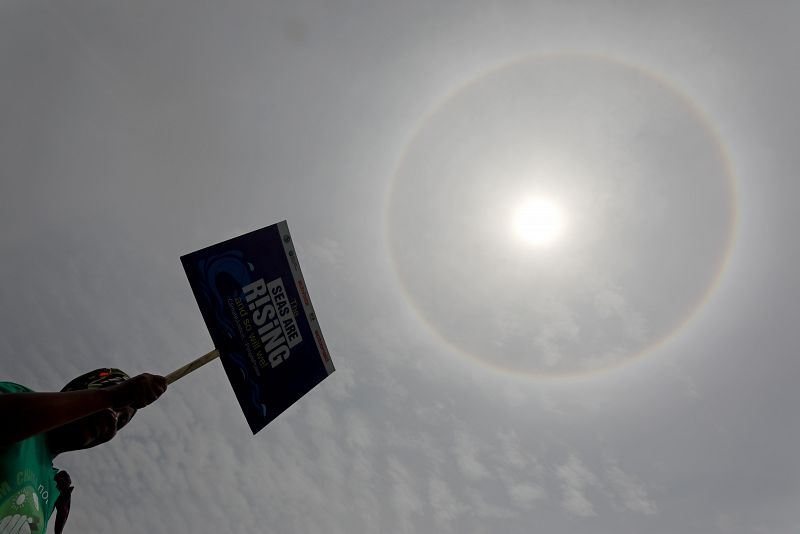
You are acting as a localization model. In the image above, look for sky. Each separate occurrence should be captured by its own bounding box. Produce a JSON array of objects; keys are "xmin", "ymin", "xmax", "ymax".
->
[{"xmin": 1, "ymin": 1, "xmax": 799, "ymax": 533}]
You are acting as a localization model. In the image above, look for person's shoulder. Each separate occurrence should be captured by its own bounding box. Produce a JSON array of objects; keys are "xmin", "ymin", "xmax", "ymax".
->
[{"xmin": 0, "ymin": 381, "xmax": 34, "ymax": 394}]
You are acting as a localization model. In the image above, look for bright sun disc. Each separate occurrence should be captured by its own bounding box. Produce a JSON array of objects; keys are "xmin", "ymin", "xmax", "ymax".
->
[{"xmin": 512, "ymin": 197, "xmax": 565, "ymax": 246}]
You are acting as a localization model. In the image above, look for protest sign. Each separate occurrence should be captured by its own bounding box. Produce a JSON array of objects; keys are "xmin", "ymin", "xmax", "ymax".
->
[{"xmin": 179, "ymin": 221, "xmax": 334, "ymax": 434}]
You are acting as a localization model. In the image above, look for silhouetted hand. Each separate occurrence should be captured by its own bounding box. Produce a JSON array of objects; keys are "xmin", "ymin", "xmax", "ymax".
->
[{"xmin": 107, "ymin": 373, "xmax": 167, "ymax": 410}]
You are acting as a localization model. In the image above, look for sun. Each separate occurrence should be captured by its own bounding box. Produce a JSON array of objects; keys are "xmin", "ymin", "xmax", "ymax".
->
[{"xmin": 512, "ymin": 196, "xmax": 566, "ymax": 247}]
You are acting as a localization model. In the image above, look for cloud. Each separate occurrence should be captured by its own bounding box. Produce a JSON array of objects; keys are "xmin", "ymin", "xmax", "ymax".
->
[
  {"xmin": 454, "ymin": 432, "xmax": 490, "ymax": 481},
  {"xmin": 556, "ymin": 454, "xmax": 598, "ymax": 517},
  {"xmin": 533, "ymin": 301, "xmax": 581, "ymax": 369},
  {"xmin": 303, "ymin": 396, "xmax": 337, "ymax": 435},
  {"xmin": 491, "ymin": 433, "xmax": 549, "ymax": 509},
  {"xmin": 428, "ymin": 475, "xmax": 468, "ymax": 530},
  {"xmin": 507, "ymin": 482, "xmax": 546, "ymax": 507},
  {"xmin": 344, "ymin": 409, "xmax": 374, "ymax": 450},
  {"xmin": 387, "ymin": 455, "xmax": 424, "ymax": 533},
  {"xmin": 593, "ymin": 285, "xmax": 649, "ymax": 344},
  {"xmin": 665, "ymin": 355, "xmax": 701, "ymax": 400},
  {"xmin": 321, "ymin": 357, "xmax": 356, "ymax": 401},
  {"xmin": 300, "ymin": 237, "xmax": 344, "ymax": 269},
  {"xmin": 605, "ymin": 463, "xmax": 658, "ymax": 515},
  {"xmin": 494, "ymin": 431, "xmax": 533, "ymax": 471},
  {"xmin": 465, "ymin": 488, "xmax": 516, "ymax": 520}
]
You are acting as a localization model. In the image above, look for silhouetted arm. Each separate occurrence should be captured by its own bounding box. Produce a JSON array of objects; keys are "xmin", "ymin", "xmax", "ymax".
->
[{"xmin": 0, "ymin": 374, "xmax": 167, "ymax": 447}]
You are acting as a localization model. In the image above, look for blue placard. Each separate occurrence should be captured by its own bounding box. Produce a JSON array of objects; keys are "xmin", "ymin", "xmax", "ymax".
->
[{"xmin": 181, "ymin": 221, "xmax": 334, "ymax": 434}]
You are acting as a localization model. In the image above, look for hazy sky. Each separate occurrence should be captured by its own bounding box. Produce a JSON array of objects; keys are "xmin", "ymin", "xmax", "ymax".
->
[{"xmin": 2, "ymin": 1, "xmax": 799, "ymax": 533}]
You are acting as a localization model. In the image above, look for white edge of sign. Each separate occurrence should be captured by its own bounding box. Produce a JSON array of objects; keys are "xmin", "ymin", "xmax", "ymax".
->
[{"xmin": 277, "ymin": 220, "xmax": 335, "ymax": 376}]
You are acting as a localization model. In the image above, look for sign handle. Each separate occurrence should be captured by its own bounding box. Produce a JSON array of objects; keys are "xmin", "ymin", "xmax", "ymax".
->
[{"xmin": 166, "ymin": 349, "xmax": 220, "ymax": 385}]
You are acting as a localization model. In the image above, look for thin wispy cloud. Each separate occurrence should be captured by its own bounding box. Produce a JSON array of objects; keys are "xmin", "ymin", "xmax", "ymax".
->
[{"xmin": 557, "ymin": 454, "xmax": 599, "ymax": 517}]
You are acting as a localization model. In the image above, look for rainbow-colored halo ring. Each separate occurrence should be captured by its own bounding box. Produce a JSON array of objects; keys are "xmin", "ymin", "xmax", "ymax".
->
[{"xmin": 385, "ymin": 53, "xmax": 738, "ymax": 379}]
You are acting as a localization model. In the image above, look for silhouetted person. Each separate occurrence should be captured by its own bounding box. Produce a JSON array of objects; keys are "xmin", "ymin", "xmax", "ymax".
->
[{"xmin": 0, "ymin": 369, "xmax": 166, "ymax": 533}]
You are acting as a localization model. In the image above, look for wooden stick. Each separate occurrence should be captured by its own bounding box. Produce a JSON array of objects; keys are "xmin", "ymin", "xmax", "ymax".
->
[{"xmin": 166, "ymin": 349, "xmax": 220, "ymax": 385}]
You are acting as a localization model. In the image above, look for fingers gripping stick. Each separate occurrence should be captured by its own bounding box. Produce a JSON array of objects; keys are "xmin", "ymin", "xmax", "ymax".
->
[{"xmin": 166, "ymin": 349, "xmax": 221, "ymax": 385}]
